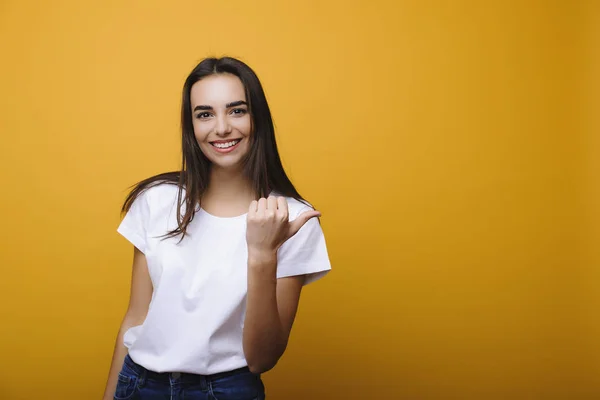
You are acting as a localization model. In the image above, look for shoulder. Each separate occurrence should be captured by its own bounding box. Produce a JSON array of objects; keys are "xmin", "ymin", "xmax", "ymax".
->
[
  {"xmin": 124, "ymin": 171, "xmax": 183, "ymax": 209},
  {"xmin": 130, "ymin": 181, "xmax": 182, "ymax": 215},
  {"xmin": 141, "ymin": 182, "xmax": 181, "ymax": 203}
]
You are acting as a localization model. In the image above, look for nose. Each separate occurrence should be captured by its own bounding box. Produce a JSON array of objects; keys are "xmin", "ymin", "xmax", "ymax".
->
[{"xmin": 215, "ymin": 114, "xmax": 232, "ymax": 137}]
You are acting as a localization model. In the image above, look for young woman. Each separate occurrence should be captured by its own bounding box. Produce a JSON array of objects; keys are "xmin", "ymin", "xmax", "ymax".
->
[{"xmin": 102, "ymin": 57, "xmax": 331, "ymax": 400}]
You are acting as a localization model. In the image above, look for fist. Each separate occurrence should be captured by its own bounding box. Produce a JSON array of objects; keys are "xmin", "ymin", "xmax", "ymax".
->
[{"xmin": 245, "ymin": 196, "xmax": 320, "ymax": 255}]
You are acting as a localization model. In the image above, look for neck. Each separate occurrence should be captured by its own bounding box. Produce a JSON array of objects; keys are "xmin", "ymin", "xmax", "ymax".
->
[{"xmin": 204, "ymin": 165, "xmax": 255, "ymax": 204}]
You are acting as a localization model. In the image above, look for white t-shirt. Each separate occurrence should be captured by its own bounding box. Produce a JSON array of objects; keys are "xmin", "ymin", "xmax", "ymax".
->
[{"xmin": 116, "ymin": 183, "xmax": 331, "ymax": 374}]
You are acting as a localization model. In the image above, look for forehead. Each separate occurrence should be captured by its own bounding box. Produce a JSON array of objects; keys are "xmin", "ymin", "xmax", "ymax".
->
[{"xmin": 190, "ymin": 73, "xmax": 246, "ymax": 106}]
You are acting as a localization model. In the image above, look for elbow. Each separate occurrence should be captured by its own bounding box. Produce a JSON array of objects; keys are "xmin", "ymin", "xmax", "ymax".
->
[
  {"xmin": 245, "ymin": 347, "xmax": 284, "ymax": 374},
  {"xmin": 244, "ymin": 338, "xmax": 288, "ymax": 374},
  {"xmin": 247, "ymin": 359, "xmax": 277, "ymax": 375},
  {"xmin": 121, "ymin": 313, "xmax": 146, "ymax": 332}
]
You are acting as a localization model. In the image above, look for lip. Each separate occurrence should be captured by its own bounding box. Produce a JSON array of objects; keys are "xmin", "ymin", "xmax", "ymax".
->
[{"xmin": 209, "ymin": 138, "xmax": 242, "ymax": 154}]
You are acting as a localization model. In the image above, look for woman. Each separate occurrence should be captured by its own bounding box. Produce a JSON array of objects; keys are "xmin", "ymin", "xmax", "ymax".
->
[{"xmin": 102, "ymin": 56, "xmax": 331, "ymax": 400}]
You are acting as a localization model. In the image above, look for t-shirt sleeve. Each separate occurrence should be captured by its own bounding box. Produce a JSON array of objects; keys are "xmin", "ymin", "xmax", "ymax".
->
[
  {"xmin": 276, "ymin": 208, "xmax": 332, "ymax": 285},
  {"xmin": 117, "ymin": 191, "xmax": 150, "ymax": 254}
]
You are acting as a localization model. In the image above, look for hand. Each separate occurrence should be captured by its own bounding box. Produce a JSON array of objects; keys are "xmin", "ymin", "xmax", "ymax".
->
[{"xmin": 246, "ymin": 196, "xmax": 321, "ymax": 256}]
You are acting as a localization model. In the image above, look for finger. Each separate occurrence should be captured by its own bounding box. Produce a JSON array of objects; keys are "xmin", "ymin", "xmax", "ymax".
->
[
  {"xmin": 276, "ymin": 197, "xmax": 288, "ymax": 212},
  {"xmin": 277, "ymin": 197, "xmax": 289, "ymax": 220},
  {"xmin": 257, "ymin": 197, "xmax": 267, "ymax": 217},
  {"xmin": 267, "ymin": 196, "xmax": 278, "ymax": 212},
  {"xmin": 248, "ymin": 200, "xmax": 258, "ymax": 217},
  {"xmin": 288, "ymin": 210, "xmax": 321, "ymax": 238}
]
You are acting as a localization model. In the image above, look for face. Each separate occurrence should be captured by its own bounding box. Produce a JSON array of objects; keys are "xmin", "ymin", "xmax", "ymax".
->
[{"xmin": 190, "ymin": 73, "xmax": 252, "ymax": 170}]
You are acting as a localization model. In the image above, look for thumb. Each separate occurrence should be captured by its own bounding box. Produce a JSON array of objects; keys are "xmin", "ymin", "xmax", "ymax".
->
[{"xmin": 288, "ymin": 210, "xmax": 321, "ymax": 238}]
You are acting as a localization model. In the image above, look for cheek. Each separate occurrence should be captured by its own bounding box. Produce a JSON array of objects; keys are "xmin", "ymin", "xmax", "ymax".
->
[
  {"xmin": 233, "ymin": 116, "xmax": 252, "ymax": 137},
  {"xmin": 193, "ymin": 123, "xmax": 211, "ymax": 143}
]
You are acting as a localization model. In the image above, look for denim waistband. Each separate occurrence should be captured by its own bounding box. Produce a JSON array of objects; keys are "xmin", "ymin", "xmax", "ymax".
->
[{"xmin": 123, "ymin": 354, "xmax": 252, "ymax": 383}]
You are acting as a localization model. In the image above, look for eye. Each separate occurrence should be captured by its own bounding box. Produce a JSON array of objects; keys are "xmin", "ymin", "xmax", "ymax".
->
[
  {"xmin": 196, "ymin": 112, "xmax": 211, "ymax": 119},
  {"xmin": 231, "ymin": 108, "xmax": 247, "ymax": 116}
]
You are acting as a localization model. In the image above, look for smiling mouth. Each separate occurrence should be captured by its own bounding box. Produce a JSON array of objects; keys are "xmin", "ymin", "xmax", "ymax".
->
[{"xmin": 210, "ymin": 139, "xmax": 242, "ymax": 149}]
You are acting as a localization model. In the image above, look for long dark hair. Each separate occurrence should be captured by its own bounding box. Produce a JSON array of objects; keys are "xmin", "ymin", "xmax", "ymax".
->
[{"xmin": 121, "ymin": 57, "xmax": 308, "ymax": 240}]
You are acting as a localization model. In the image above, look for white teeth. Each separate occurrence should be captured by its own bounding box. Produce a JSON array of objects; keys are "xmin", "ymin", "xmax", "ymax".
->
[{"xmin": 212, "ymin": 140, "xmax": 240, "ymax": 149}]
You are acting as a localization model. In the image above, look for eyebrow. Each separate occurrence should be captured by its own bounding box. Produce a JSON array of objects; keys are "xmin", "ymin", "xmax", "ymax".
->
[{"xmin": 193, "ymin": 100, "xmax": 247, "ymax": 112}]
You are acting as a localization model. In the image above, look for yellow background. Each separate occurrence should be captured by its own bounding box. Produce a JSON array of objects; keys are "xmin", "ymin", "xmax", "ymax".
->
[{"xmin": 0, "ymin": 1, "xmax": 597, "ymax": 398}]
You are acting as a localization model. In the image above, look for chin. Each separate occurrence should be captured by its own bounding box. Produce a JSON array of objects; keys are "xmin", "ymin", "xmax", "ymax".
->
[
  {"xmin": 201, "ymin": 144, "xmax": 249, "ymax": 170},
  {"xmin": 212, "ymin": 160, "xmax": 244, "ymax": 170},
  {"xmin": 203, "ymin": 154, "xmax": 244, "ymax": 170}
]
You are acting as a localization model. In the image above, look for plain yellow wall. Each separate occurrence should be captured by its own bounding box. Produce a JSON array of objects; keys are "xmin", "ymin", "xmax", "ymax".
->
[
  {"xmin": 580, "ymin": 0, "xmax": 600, "ymax": 396},
  {"xmin": 0, "ymin": 1, "xmax": 596, "ymax": 398}
]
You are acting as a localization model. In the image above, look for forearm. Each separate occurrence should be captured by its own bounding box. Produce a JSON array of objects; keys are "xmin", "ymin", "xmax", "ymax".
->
[
  {"xmin": 102, "ymin": 317, "xmax": 137, "ymax": 400},
  {"xmin": 242, "ymin": 251, "xmax": 287, "ymax": 373}
]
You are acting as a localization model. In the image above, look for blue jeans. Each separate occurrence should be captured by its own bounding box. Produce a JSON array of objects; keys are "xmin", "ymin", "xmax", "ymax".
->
[{"xmin": 114, "ymin": 354, "xmax": 266, "ymax": 400}]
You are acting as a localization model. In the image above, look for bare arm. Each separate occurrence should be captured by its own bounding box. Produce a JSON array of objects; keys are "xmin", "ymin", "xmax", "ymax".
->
[
  {"xmin": 243, "ymin": 196, "xmax": 320, "ymax": 374},
  {"xmin": 243, "ymin": 251, "xmax": 304, "ymax": 373},
  {"xmin": 102, "ymin": 247, "xmax": 153, "ymax": 400}
]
